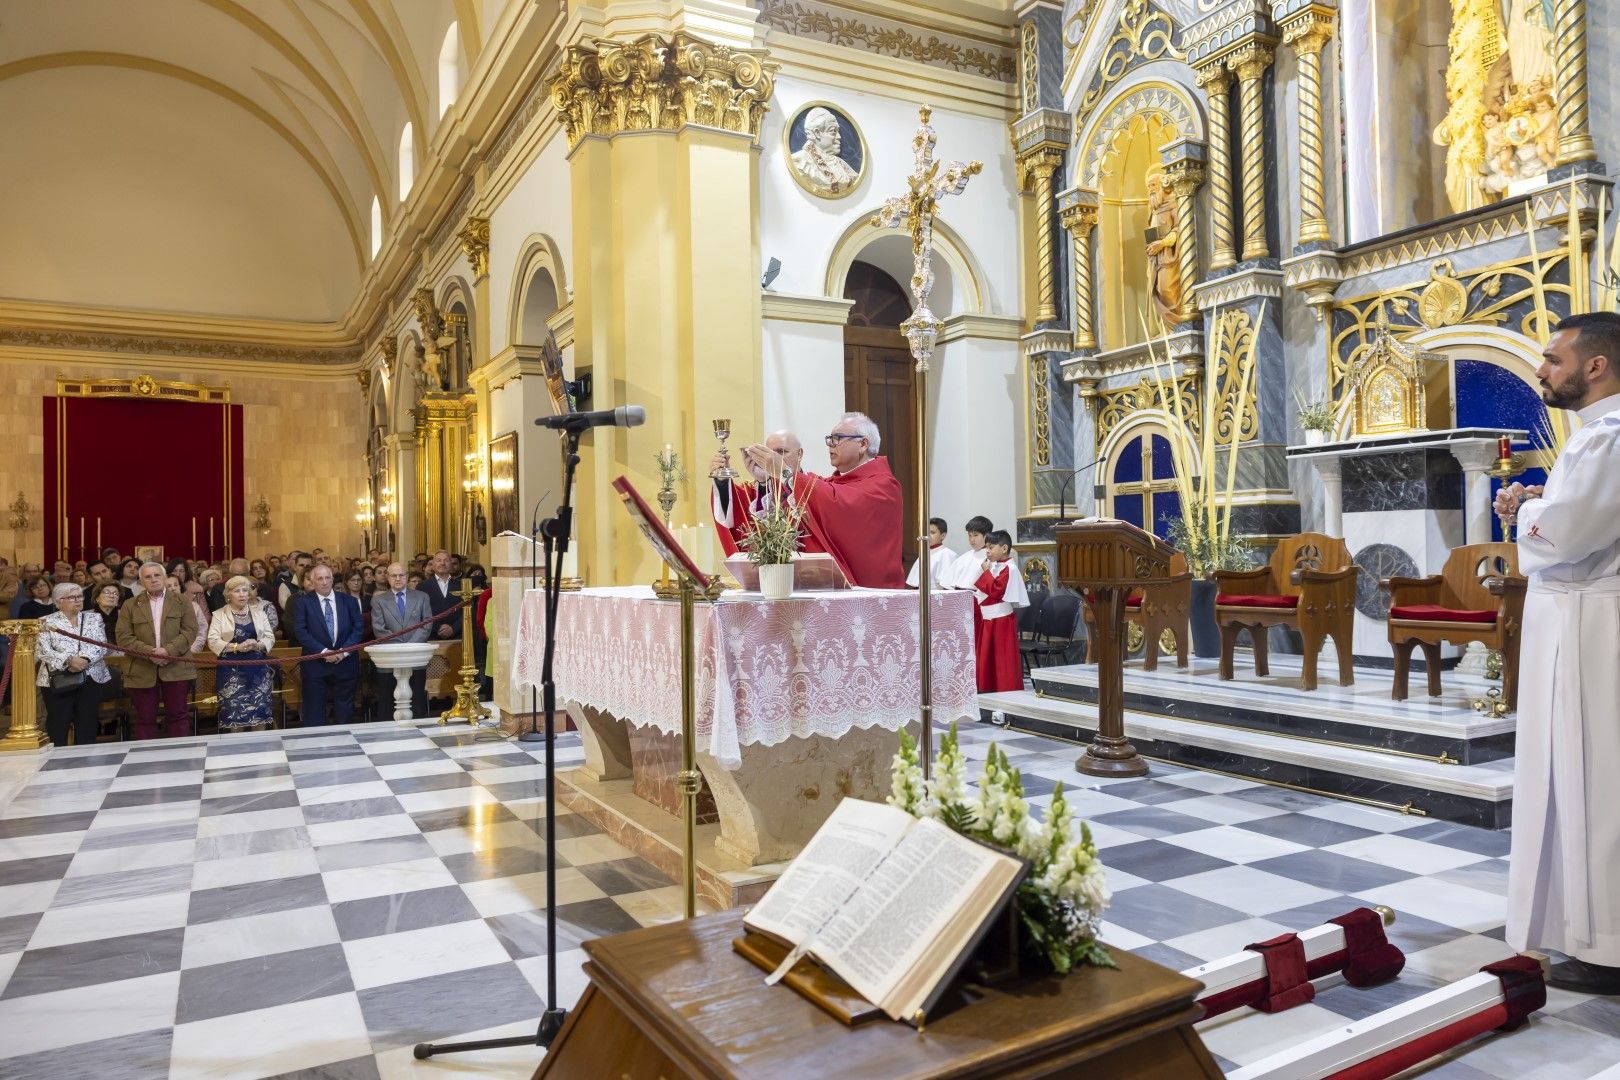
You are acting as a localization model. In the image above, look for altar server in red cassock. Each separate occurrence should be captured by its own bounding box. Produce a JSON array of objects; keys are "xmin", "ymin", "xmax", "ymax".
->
[
  {"xmin": 972, "ymin": 530, "xmax": 1029, "ymax": 693},
  {"xmin": 709, "ymin": 430, "xmax": 823, "ymax": 559},
  {"xmin": 738, "ymin": 412, "xmax": 905, "ymax": 590}
]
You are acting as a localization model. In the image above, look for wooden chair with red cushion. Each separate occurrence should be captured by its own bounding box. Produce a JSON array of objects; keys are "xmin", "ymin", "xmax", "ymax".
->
[
  {"xmin": 1380, "ymin": 543, "xmax": 1525, "ymax": 709},
  {"xmin": 1084, "ymin": 551, "xmax": 1193, "ymax": 671},
  {"xmin": 1213, "ymin": 532, "xmax": 1357, "ymax": 691}
]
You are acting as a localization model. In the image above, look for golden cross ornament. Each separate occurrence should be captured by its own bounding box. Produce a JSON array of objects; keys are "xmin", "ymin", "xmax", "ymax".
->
[{"xmin": 872, "ymin": 106, "xmax": 982, "ymax": 373}]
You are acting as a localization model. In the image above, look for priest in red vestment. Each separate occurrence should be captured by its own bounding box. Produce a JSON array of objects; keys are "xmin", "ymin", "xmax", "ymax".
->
[
  {"xmin": 709, "ymin": 430, "xmax": 825, "ymax": 558},
  {"xmin": 727, "ymin": 412, "xmax": 905, "ymax": 589}
]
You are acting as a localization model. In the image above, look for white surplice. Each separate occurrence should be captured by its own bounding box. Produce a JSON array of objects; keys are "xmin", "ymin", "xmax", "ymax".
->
[
  {"xmin": 906, "ymin": 543, "xmax": 958, "ymax": 589},
  {"xmin": 1508, "ymin": 391, "xmax": 1620, "ymax": 966},
  {"xmin": 945, "ymin": 545, "xmax": 990, "ymax": 590}
]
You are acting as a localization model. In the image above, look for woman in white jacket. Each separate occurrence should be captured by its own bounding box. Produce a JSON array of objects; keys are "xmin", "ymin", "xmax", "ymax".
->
[
  {"xmin": 208, "ymin": 576, "xmax": 277, "ymax": 731},
  {"xmin": 36, "ymin": 582, "xmax": 112, "ymax": 746}
]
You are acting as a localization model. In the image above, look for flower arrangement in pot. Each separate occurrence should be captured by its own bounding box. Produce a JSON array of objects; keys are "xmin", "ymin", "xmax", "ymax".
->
[
  {"xmin": 889, "ymin": 724, "xmax": 1115, "ymax": 974},
  {"xmin": 740, "ymin": 492, "xmax": 808, "ymax": 600},
  {"xmin": 1295, "ymin": 391, "xmax": 1337, "ymax": 445}
]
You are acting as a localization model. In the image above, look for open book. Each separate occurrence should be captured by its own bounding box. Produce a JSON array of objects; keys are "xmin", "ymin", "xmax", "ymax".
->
[{"xmin": 744, "ymin": 798, "xmax": 1026, "ymax": 1024}]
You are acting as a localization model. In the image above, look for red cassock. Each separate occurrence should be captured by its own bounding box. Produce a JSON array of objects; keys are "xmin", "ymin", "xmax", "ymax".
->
[
  {"xmin": 974, "ymin": 565, "xmax": 1023, "ymax": 693},
  {"xmin": 801, "ymin": 457, "xmax": 905, "ymax": 589}
]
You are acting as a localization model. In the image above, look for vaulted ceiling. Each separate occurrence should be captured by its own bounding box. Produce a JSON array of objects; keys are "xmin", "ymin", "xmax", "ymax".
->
[{"xmin": 0, "ymin": 0, "xmax": 492, "ymax": 325}]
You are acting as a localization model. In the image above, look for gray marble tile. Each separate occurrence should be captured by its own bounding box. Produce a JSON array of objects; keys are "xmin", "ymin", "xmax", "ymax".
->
[
  {"xmin": 2, "ymin": 926, "xmax": 185, "ymax": 999},
  {"xmin": 285, "ymin": 746, "xmax": 367, "ymax": 763},
  {"xmin": 366, "ymin": 748, "xmax": 452, "ymax": 766},
  {"xmin": 0, "ymin": 852, "xmax": 75, "ymax": 887},
  {"xmin": 194, "ymin": 825, "xmax": 312, "ymax": 862},
  {"xmin": 203, "ymin": 763, "xmax": 292, "ymax": 783},
  {"xmin": 1088, "ymin": 806, "xmax": 1211, "ymax": 839},
  {"xmin": 409, "ymin": 805, "xmax": 517, "ymax": 833},
  {"xmin": 478, "ymin": 778, "xmax": 552, "ymax": 803},
  {"xmin": 78, "ymin": 820, "xmax": 198, "ymax": 852},
  {"xmin": 457, "ymin": 752, "xmax": 542, "ymax": 772},
  {"xmin": 200, "ymin": 789, "xmax": 304, "ymax": 817},
  {"xmin": 1313, "ymin": 968, "xmax": 1447, "ymax": 1021},
  {"xmin": 206, "ymin": 739, "xmax": 286, "ymax": 758},
  {"xmin": 1096, "ymin": 841, "xmax": 1234, "ymax": 883},
  {"xmin": 14, "ymin": 777, "xmax": 114, "ymax": 800},
  {"xmin": 356, "ymin": 961, "xmax": 542, "ymax": 1051},
  {"xmin": 1234, "ymin": 813, "xmax": 1380, "ymax": 848},
  {"xmin": 99, "ymin": 785, "xmax": 203, "ymax": 809},
  {"xmin": 292, "ymin": 766, "xmax": 384, "ymax": 790},
  {"xmin": 574, "ymin": 857, "xmax": 675, "ymax": 896},
  {"xmin": 176, "ymin": 943, "xmax": 354, "ymax": 1024},
  {"xmin": 1095, "ymin": 883, "xmax": 1247, "ymax": 940},
  {"xmin": 40, "ymin": 751, "xmax": 128, "ymax": 771},
  {"xmin": 314, "ymin": 834, "xmax": 437, "ymax": 874},
  {"xmin": 302, "ymin": 796, "xmax": 405, "ymax": 824},
  {"xmin": 440, "ymin": 845, "xmax": 553, "ymax": 885},
  {"xmin": 52, "ymin": 862, "xmax": 195, "ymax": 908},
  {"xmin": 1128, "ymin": 940, "xmax": 1203, "ymax": 972},
  {"xmin": 0, "ymin": 810, "xmax": 99, "ymax": 838},
  {"xmin": 1247, "ymin": 850, "xmax": 1416, "ymax": 893},
  {"xmin": 1555, "ymin": 996, "xmax": 1620, "ymax": 1039},
  {"xmin": 384, "ymin": 771, "xmax": 476, "ymax": 796},
  {"xmin": 188, "ymin": 873, "xmax": 328, "ymax": 925},
  {"xmin": 0, "ymin": 911, "xmax": 43, "ymax": 953},
  {"xmin": 1433, "ymin": 858, "xmax": 1511, "ymax": 894},
  {"xmin": 331, "ymin": 885, "xmax": 481, "ymax": 941},
  {"xmin": 486, "ymin": 898, "xmax": 642, "ymax": 959},
  {"xmin": 265, "ymin": 1054, "xmax": 383, "ymax": 1080},
  {"xmin": 518, "ymin": 809, "xmax": 597, "ymax": 839},
  {"xmin": 116, "ymin": 757, "xmax": 205, "ymax": 777},
  {"xmin": 1402, "ymin": 820, "xmax": 1513, "ymax": 857},
  {"xmin": 0, "ymin": 1025, "xmax": 173, "ymax": 1079}
]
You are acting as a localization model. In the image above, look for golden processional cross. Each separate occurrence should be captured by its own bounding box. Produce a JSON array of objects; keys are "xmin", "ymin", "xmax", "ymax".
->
[{"xmin": 872, "ymin": 106, "xmax": 981, "ymax": 778}]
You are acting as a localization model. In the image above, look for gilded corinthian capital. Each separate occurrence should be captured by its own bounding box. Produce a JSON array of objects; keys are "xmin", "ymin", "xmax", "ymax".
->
[
  {"xmin": 458, "ymin": 217, "xmax": 490, "ymax": 280},
  {"xmin": 549, "ymin": 33, "xmax": 778, "ymax": 149}
]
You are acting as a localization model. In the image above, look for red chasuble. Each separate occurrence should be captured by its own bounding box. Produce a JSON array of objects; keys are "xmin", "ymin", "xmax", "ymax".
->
[
  {"xmin": 800, "ymin": 457, "xmax": 905, "ymax": 589},
  {"xmin": 710, "ymin": 474, "xmax": 825, "ymax": 558}
]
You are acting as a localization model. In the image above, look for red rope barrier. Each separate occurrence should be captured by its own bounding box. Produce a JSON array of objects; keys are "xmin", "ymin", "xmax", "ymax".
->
[
  {"xmin": 33, "ymin": 599, "xmax": 471, "ymax": 669},
  {"xmin": 0, "ymin": 636, "xmax": 14, "ymax": 703}
]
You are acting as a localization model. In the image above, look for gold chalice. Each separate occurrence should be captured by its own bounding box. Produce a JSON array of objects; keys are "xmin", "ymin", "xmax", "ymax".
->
[{"xmin": 711, "ymin": 418, "xmax": 736, "ymax": 480}]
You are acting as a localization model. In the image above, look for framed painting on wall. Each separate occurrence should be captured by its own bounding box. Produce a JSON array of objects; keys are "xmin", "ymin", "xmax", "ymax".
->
[{"xmin": 489, "ymin": 431, "xmax": 518, "ymax": 537}]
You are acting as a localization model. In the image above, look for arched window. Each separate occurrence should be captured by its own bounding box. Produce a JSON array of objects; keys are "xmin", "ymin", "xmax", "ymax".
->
[
  {"xmin": 438, "ymin": 23, "xmax": 461, "ymax": 119},
  {"xmin": 398, "ymin": 123, "xmax": 415, "ymax": 201},
  {"xmin": 1107, "ymin": 429, "xmax": 1181, "ymax": 539},
  {"xmin": 369, "ymin": 196, "xmax": 382, "ymax": 259}
]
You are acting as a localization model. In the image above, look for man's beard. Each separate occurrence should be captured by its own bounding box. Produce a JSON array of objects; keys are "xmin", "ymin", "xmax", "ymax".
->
[{"xmin": 1541, "ymin": 369, "xmax": 1586, "ymax": 410}]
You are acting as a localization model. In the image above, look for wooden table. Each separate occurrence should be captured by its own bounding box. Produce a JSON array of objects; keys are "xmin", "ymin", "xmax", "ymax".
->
[{"xmin": 533, "ymin": 910, "xmax": 1221, "ymax": 1079}]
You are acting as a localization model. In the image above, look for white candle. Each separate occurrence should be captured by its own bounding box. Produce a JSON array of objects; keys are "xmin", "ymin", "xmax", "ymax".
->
[{"xmin": 561, "ymin": 546, "xmax": 578, "ymax": 582}]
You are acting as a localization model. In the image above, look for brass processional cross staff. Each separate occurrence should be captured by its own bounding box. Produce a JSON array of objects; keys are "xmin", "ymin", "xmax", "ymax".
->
[{"xmin": 872, "ymin": 106, "xmax": 981, "ymax": 778}]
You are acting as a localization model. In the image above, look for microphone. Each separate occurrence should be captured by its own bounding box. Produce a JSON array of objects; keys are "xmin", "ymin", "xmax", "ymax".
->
[{"xmin": 536, "ymin": 406, "xmax": 646, "ymax": 431}]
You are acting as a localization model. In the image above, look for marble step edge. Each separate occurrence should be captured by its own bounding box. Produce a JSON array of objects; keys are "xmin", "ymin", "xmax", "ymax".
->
[
  {"xmin": 1029, "ymin": 665, "xmax": 1516, "ymax": 741},
  {"xmin": 977, "ymin": 691, "xmax": 1513, "ymax": 803}
]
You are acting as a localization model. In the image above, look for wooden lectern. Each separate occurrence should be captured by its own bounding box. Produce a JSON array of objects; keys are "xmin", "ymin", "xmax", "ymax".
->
[
  {"xmin": 533, "ymin": 910, "xmax": 1221, "ymax": 1079},
  {"xmin": 1055, "ymin": 520, "xmax": 1176, "ymax": 777}
]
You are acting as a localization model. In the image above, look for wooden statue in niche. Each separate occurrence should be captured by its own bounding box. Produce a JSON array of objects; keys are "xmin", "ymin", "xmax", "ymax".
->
[{"xmin": 1144, "ymin": 163, "xmax": 1186, "ymax": 325}]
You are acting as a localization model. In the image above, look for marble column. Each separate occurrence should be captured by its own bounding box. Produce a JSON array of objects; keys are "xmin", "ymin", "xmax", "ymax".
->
[
  {"xmin": 1316, "ymin": 455, "xmax": 1343, "ymax": 538},
  {"xmin": 1228, "ymin": 40, "xmax": 1275, "ymax": 262},
  {"xmin": 1194, "ymin": 63, "xmax": 1237, "ymax": 271},
  {"xmin": 1058, "ymin": 188, "xmax": 1100, "ymax": 350},
  {"xmin": 1450, "ymin": 442, "xmax": 1499, "ymax": 546},
  {"xmin": 1162, "ymin": 141, "xmax": 1207, "ymax": 324},
  {"xmin": 1554, "ymin": 0, "xmax": 1596, "ymax": 165},
  {"xmin": 1280, "ymin": 5, "xmax": 1335, "ymax": 246}
]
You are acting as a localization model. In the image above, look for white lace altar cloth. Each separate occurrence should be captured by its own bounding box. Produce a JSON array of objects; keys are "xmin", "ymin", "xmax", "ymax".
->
[{"xmin": 513, "ymin": 585, "xmax": 978, "ymax": 769}]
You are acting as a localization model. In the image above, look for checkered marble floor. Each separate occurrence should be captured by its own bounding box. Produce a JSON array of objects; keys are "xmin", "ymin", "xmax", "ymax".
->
[{"xmin": 0, "ymin": 721, "xmax": 1615, "ymax": 1079}]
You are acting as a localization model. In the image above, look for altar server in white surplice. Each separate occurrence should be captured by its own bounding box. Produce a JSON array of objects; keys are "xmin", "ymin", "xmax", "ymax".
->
[
  {"xmin": 906, "ymin": 517, "xmax": 958, "ymax": 589},
  {"xmin": 1494, "ymin": 312, "xmax": 1620, "ymax": 996}
]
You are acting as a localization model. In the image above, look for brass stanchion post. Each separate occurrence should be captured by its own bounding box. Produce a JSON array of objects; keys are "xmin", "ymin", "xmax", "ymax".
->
[
  {"xmin": 677, "ymin": 573, "xmax": 700, "ymax": 918},
  {"xmin": 1, "ymin": 621, "xmax": 51, "ymax": 752},
  {"xmin": 440, "ymin": 581, "xmax": 491, "ymax": 727}
]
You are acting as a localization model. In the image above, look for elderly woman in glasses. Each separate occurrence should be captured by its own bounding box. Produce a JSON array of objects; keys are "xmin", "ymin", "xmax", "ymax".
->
[{"xmin": 36, "ymin": 582, "xmax": 113, "ymax": 746}]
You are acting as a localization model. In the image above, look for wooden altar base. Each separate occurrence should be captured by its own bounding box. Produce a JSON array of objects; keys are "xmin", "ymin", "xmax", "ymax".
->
[
  {"xmin": 533, "ymin": 909, "xmax": 1222, "ymax": 1080},
  {"xmin": 556, "ymin": 768, "xmax": 785, "ymax": 911}
]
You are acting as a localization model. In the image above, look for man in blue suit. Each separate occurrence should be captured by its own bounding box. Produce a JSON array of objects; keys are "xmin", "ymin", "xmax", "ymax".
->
[{"xmin": 293, "ymin": 564, "xmax": 363, "ymax": 725}]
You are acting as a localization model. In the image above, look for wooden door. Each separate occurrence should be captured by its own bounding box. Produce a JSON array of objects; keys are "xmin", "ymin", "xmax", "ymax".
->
[{"xmin": 843, "ymin": 262, "xmax": 919, "ymax": 567}]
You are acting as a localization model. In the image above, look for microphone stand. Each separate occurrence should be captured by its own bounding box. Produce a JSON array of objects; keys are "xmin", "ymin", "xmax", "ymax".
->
[
  {"xmin": 414, "ymin": 427, "xmax": 582, "ymax": 1059},
  {"xmin": 518, "ymin": 492, "xmax": 551, "ymax": 745},
  {"xmin": 1056, "ymin": 459, "xmax": 1101, "ymax": 523}
]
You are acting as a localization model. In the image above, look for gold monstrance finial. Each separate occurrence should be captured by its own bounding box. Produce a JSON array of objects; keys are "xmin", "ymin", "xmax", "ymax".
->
[{"xmin": 872, "ymin": 107, "xmax": 980, "ymax": 779}]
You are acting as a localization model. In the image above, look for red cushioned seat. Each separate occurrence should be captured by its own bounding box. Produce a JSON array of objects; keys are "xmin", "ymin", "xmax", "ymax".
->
[
  {"xmin": 1125, "ymin": 590, "xmax": 1144, "ymax": 609},
  {"xmin": 1216, "ymin": 594, "xmax": 1299, "ymax": 610},
  {"xmin": 1389, "ymin": 604, "xmax": 1497, "ymax": 624}
]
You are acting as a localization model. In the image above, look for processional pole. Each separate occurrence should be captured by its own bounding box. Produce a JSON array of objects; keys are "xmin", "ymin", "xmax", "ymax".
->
[{"xmin": 873, "ymin": 106, "xmax": 981, "ymax": 778}]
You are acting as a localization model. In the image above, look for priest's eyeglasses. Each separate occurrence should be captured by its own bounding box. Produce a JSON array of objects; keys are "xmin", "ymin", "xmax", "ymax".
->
[{"xmin": 824, "ymin": 433, "xmax": 866, "ymax": 446}]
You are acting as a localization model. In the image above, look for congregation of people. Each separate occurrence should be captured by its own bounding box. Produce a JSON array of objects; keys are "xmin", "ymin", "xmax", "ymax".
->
[{"xmin": 0, "ymin": 547, "xmax": 492, "ymax": 747}]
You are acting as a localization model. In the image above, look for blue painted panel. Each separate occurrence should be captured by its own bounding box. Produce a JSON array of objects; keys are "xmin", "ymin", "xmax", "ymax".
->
[
  {"xmin": 1114, "ymin": 493, "xmax": 1143, "ymax": 529},
  {"xmin": 1152, "ymin": 491, "xmax": 1181, "ymax": 540},
  {"xmin": 1113, "ymin": 436, "xmax": 1144, "ymax": 484},
  {"xmin": 1455, "ymin": 359, "xmax": 1554, "ymax": 448},
  {"xmin": 1151, "ymin": 434, "xmax": 1176, "ymax": 480}
]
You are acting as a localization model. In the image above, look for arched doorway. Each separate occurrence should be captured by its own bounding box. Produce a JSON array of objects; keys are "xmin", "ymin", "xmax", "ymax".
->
[{"xmin": 843, "ymin": 260, "xmax": 919, "ymax": 567}]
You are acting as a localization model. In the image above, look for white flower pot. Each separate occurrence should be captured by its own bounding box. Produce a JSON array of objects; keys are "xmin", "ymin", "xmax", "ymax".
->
[
  {"xmin": 1304, "ymin": 429, "xmax": 1327, "ymax": 446},
  {"xmin": 758, "ymin": 562, "xmax": 794, "ymax": 600}
]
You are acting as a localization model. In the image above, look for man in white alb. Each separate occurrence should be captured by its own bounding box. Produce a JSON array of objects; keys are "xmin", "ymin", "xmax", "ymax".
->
[{"xmin": 1494, "ymin": 311, "xmax": 1620, "ymax": 995}]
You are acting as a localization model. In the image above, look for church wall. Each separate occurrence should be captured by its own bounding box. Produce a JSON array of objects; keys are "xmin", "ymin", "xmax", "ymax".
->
[
  {"xmin": 930, "ymin": 337, "xmax": 1022, "ymax": 538},
  {"xmin": 486, "ymin": 131, "xmax": 574, "ymax": 359},
  {"xmin": 0, "ymin": 357, "xmax": 367, "ymax": 563}
]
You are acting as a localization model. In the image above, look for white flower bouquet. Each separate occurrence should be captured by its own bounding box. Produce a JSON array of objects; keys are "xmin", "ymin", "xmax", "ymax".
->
[{"xmin": 888, "ymin": 724, "xmax": 1115, "ymax": 974}]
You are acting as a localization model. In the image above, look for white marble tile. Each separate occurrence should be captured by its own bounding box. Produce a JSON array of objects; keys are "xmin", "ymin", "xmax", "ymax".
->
[
  {"xmin": 194, "ymin": 806, "xmax": 307, "ymax": 838},
  {"xmin": 305, "ymin": 814, "xmax": 421, "ymax": 847},
  {"xmin": 373, "ymin": 1018, "xmax": 541, "ymax": 1080},
  {"xmin": 24, "ymin": 763, "xmax": 121, "ymax": 785},
  {"xmin": 442, "ymin": 741, "xmax": 516, "ymax": 759},
  {"xmin": 206, "ymin": 751, "xmax": 287, "ymax": 769},
  {"xmin": 88, "ymin": 803, "xmax": 200, "ymax": 831},
  {"xmin": 4, "ymin": 791, "xmax": 108, "ymax": 815},
  {"xmin": 1400, "ymin": 933, "xmax": 1519, "ymax": 983},
  {"xmin": 190, "ymin": 846, "xmax": 321, "ymax": 892},
  {"xmin": 1096, "ymin": 921, "xmax": 1154, "ymax": 952},
  {"xmin": 1159, "ymin": 794, "xmax": 1287, "ymax": 826},
  {"xmin": 65, "ymin": 838, "xmax": 196, "ymax": 878},
  {"xmin": 105, "ymin": 771, "xmax": 202, "ymax": 792},
  {"xmin": 167, "ymin": 991, "xmax": 372, "ymax": 1080},
  {"xmin": 551, "ymin": 833, "xmax": 635, "ymax": 866},
  {"xmin": 467, "ymin": 764, "xmax": 547, "ymax": 787},
  {"xmin": 341, "ymin": 918, "xmax": 510, "ymax": 991},
  {"xmin": 0, "ymin": 950, "xmax": 20, "ymax": 996},
  {"xmin": 515, "ymin": 947, "xmax": 592, "ymax": 1013},
  {"xmin": 1156, "ymin": 771, "xmax": 1259, "ymax": 795},
  {"xmin": 393, "ymin": 786, "xmax": 499, "ymax": 813},
  {"xmin": 0, "ymin": 831, "xmax": 84, "ymax": 861},
  {"xmin": 28, "ymin": 889, "xmax": 192, "ymax": 950},
  {"xmin": 460, "ymin": 868, "xmax": 605, "ymax": 919},
  {"xmin": 1164, "ymin": 865, "xmax": 1339, "ymax": 916},
  {"xmin": 1103, "ymin": 867, "xmax": 1151, "ymax": 894},
  {"xmin": 0, "ymin": 970, "xmax": 180, "ymax": 1059},
  {"xmin": 1298, "ymin": 800, "xmax": 1427, "ymax": 833},
  {"xmin": 321, "ymin": 857, "xmax": 456, "ymax": 904},
  {"xmin": 1163, "ymin": 917, "xmax": 1295, "ymax": 963},
  {"xmin": 199, "ymin": 775, "xmax": 295, "ymax": 799},
  {"xmin": 298, "ymin": 780, "xmax": 395, "ymax": 806},
  {"xmin": 1352, "ymin": 878, "xmax": 1507, "ymax": 934},
  {"xmin": 372, "ymin": 759, "xmax": 464, "ymax": 780},
  {"xmin": 0, "ymin": 878, "xmax": 62, "ymax": 916},
  {"xmin": 1325, "ymin": 833, "xmax": 1490, "ymax": 875},
  {"xmin": 181, "ymin": 905, "xmax": 341, "ymax": 969},
  {"xmin": 121, "ymin": 745, "xmax": 206, "ymax": 763},
  {"xmin": 1470, "ymin": 1015, "xmax": 1620, "ymax": 1080},
  {"xmin": 1160, "ymin": 825, "xmax": 1312, "ymax": 865},
  {"xmin": 421, "ymin": 820, "xmax": 545, "ymax": 858}
]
